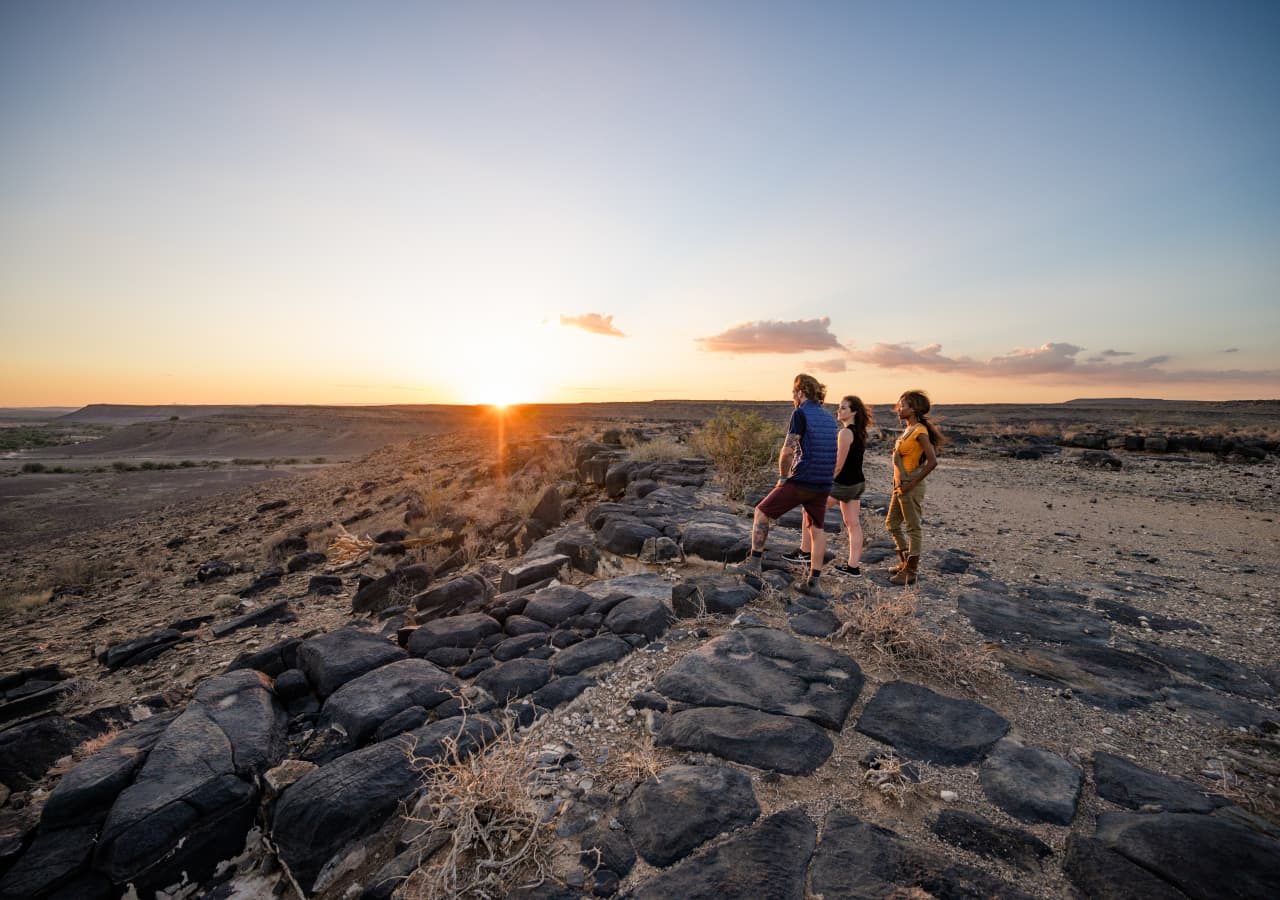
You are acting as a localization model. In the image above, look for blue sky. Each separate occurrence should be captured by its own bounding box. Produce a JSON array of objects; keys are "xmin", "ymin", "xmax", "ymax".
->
[{"xmin": 2, "ymin": 1, "xmax": 1278, "ymax": 404}]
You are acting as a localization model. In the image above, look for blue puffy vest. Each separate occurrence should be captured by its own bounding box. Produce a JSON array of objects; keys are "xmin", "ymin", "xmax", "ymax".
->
[{"xmin": 789, "ymin": 400, "xmax": 839, "ymax": 489}]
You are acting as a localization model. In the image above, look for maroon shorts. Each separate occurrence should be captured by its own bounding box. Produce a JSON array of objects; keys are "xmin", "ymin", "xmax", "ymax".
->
[{"xmin": 756, "ymin": 481, "xmax": 829, "ymax": 528}]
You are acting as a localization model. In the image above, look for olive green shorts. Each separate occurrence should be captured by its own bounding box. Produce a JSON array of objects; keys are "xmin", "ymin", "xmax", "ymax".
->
[{"xmin": 829, "ymin": 481, "xmax": 865, "ymax": 503}]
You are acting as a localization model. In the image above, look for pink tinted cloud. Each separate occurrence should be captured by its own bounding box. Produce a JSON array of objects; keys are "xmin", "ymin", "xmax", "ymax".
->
[
  {"xmin": 805, "ymin": 357, "xmax": 849, "ymax": 373},
  {"xmin": 698, "ymin": 318, "xmax": 843, "ymax": 354},
  {"xmin": 560, "ymin": 313, "xmax": 625, "ymax": 337},
  {"xmin": 849, "ymin": 341, "xmax": 1276, "ymax": 384}
]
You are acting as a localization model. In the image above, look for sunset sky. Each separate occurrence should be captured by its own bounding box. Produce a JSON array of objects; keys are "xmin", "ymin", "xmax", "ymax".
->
[{"xmin": 2, "ymin": 1, "xmax": 1278, "ymax": 407}]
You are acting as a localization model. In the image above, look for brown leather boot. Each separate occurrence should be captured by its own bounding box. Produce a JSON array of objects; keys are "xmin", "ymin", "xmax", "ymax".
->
[
  {"xmin": 888, "ymin": 549, "xmax": 909, "ymax": 575},
  {"xmin": 889, "ymin": 555, "xmax": 919, "ymax": 586}
]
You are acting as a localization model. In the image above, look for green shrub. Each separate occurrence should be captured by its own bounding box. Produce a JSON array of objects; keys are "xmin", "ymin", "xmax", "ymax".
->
[
  {"xmin": 21, "ymin": 462, "xmax": 46, "ymax": 473},
  {"xmin": 691, "ymin": 408, "xmax": 783, "ymax": 501}
]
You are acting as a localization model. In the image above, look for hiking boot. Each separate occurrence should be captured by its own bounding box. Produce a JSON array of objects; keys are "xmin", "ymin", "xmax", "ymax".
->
[
  {"xmin": 888, "ymin": 549, "xmax": 909, "ymax": 576},
  {"xmin": 889, "ymin": 556, "xmax": 919, "ymax": 586},
  {"xmin": 780, "ymin": 548, "xmax": 811, "ymax": 564},
  {"xmin": 732, "ymin": 554, "xmax": 762, "ymax": 576},
  {"xmin": 795, "ymin": 577, "xmax": 828, "ymax": 600}
]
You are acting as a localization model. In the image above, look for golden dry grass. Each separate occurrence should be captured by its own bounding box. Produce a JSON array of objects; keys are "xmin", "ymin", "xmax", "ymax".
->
[
  {"xmin": 831, "ymin": 587, "xmax": 1000, "ymax": 686},
  {"xmin": 400, "ymin": 722, "xmax": 556, "ymax": 900}
]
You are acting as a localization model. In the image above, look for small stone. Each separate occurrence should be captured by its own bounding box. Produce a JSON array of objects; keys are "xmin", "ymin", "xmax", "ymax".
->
[{"xmin": 940, "ymin": 790, "xmax": 959, "ymax": 802}]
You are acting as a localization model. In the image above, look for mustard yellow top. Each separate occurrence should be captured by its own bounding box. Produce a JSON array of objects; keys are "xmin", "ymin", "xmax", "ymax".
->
[{"xmin": 893, "ymin": 423, "xmax": 928, "ymax": 481}]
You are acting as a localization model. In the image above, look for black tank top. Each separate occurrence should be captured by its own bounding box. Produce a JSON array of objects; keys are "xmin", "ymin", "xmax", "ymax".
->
[{"xmin": 835, "ymin": 425, "xmax": 865, "ymax": 485}]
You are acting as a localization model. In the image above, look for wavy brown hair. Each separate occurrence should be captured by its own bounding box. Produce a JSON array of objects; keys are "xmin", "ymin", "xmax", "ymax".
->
[
  {"xmin": 793, "ymin": 373, "xmax": 826, "ymax": 403},
  {"xmin": 841, "ymin": 395, "xmax": 874, "ymax": 445}
]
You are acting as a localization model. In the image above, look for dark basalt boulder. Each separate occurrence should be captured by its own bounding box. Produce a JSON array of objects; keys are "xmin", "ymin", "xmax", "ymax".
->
[
  {"xmin": 552, "ymin": 634, "xmax": 633, "ymax": 675},
  {"xmin": 93, "ymin": 671, "xmax": 286, "ymax": 891},
  {"xmin": 931, "ymin": 809, "xmax": 1053, "ymax": 872},
  {"xmin": 272, "ymin": 716, "xmax": 497, "ymax": 894},
  {"xmin": 406, "ymin": 613, "xmax": 502, "ymax": 655},
  {"xmin": 855, "ymin": 681, "xmax": 1009, "ymax": 766},
  {"xmin": 500, "ymin": 556, "xmax": 571, "ymax": 593},
  {"xmin": 626, "ymin": 808, "xmax": 815, "ymax": 900},
  {"xmin": 1092, "ymin": 751, "xmax": 1227, "ymax": 813},
  {"xmin": 654, "ymin": 627, "xmax": 863, "ymax": 730},
  {"xmin": 0, "ymin": 715, "xmax": 93, "ymax": 789},
  {"xmin": 99, "ymin": 628, "xmax": 192, "ymax": 670},
  {"xmin": 321, "ymin": 658, "xmax": 459, "ymax": 745},
  {"xmin": 809, "ymin": 810, "xmax": 1033, "ymax": 899},
  {"xmin": 1092, "ymin": 811, "xmax": 1280, "ymax": 900},
  {"xmin": 412, "ymin": 573, "xmax": 492, "ymax": 619},
  {"xmin": 656, "ymin": 706, "xmax": 834, "ymax": 775},
  {"xmin": 40, "ymin": 712, "xmax": 178, "ymax": 829},
  {"xmin": 619, "ymin": 765, "xmax": 760, "ymax": 867},
  {"xmin": 350, "ymin": 564, "xmax": 433, "ymax": 614},
  {"xmin": 604, "ymin": 596, "xmax": 673, "ymax": 642},
  {"xmin": 979, "ymin": 739, "xmax": 1083, "ymax": 825},
  {"xmin": 474, "ymin": 658, "xmax": 553, "ymax": 703},
  {"xmin": 297, "ymin": 628, "xmax": 407, "ymax": 698},
  {"xmin": 523, "ymin": 585, "xmax": 595, "ymax": 627}
]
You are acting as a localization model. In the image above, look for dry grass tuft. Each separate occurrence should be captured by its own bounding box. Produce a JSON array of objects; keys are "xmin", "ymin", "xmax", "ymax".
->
[
  {"xmin": 831, "ymin": 588, "xmax": 999, "ymax": 686},
  {"xmin": 0, "ymin": 588, "xmax": 53, "ymax": 616},
  {"xmin": 400, "ymin": 721, "xmax": 556, "ymax": 899},
  {"xmin": 624, "ymin": 435, "xmax": 689, "ymax": 463}
]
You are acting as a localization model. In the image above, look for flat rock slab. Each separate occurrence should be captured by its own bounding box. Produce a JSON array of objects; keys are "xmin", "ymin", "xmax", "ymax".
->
[
  {"xmin": 654, "ymin": 627, "xmax": 863, "ymax": 730},
  {"xmin": 412, "ymin": 574, "xmax": 490, "ymax": 618},
  {"xmin": 604, "ymin": 596, "xmax": 674, "ymax": 641},
  {"xmin": 788, "ymin": 608, "xmax": 840, "ymax": 637},
  {"xmin": 656, "ymin": 706, "xmax": 833, "ymax": 775},
  {"xmin": 100, "ymin": 628, "xmax": 192, "ymax": 670},
  {"xmin": 94, "ymin": 671, "xmax": 286, "ymax": 890},
  {"xmin": 620, "ymin": 765, "xmax": 760, "ymax": 867},
  {"xmin": 273, "ymin": 715, "xmax": 496, "ymax": 893},
  {"xmin": 809, "ymin": 810, "xmax": 1033, "ymax": 900},
  {"xmin": 1133, "ymin": 641, "xmax": 1277, "ymax": 701},
  {"xmin": 501, "ymin": 555, "xmax": 570, "ymax": 593},
  {"xmin": 958, "ymin": 591, "xmax": 1111, "ymax": 646},
  {"xmin": 1158, "ymin": 685, "xmax": 1278, "ymax": 728},
  {"xmin": 474, "ymin": 658, "xmax": 553, "ymax": 702},
  {"xmin": 994, "ymin": 643, "xmax": 1175, "ymax": 710},
  {"xmin": 1093, "ymin": 598, "xmax": 1204, "ymax": 633},
  {"xmin": 297, "ymin": 628, "xmax": 407, "ymax": 698},
  {"xmin": 321, "ymin": 658, "xmax": 459, "ymax": 745},
  {"xmin": 671, "ymin": 576, "xmax": 759, "ymax": 616},
  {"xmin": 979, "ymin": 739, "xmax": 1083, "ymax": 825},
  {"xmin": 625, "ymin": 808, "xmax": 815, "ymax": 900},
  {"xmin": 523, "ymin": 585, "xmax": 595, "ymax": 626},
  {"xmin": 856, "ymin": 681, "xmax": 1009, "ymax": 766},
  {"xmin": 1093, "ymin": 751, "xmax": 1227, "ymax": 813},
  {"xmin": 407, "ymin": 613, "xmax": 501, "ymax": 654},
  {"xmin": 680, "ymin": 519, "xmax": 752, "ymax": 562},
  {"xmin": 931, "ymin": 809, "xmax": 1053, "ymax": 872},
  {"xmin": 1062, "ymin": 835, "xmax": 1189, "ymax": 900},
  {"xmin": 582, "ymin": 573, "xmax": 674, "ymax": 604},
  {"xmin": 552, "ymin": 634, "xmax": 633, "ymax": 675},
  {"xmin": 1093, "ymin": 811, "xmax": 1280, "ymax": 900}
]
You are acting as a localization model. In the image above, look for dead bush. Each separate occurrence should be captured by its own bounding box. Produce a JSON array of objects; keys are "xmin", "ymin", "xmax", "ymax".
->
[
  {"xmin": 400, "ymin": 721, "xmax": 555, "ymax": 899},
  {"xmin": 691, "ymin": 408, "xmax": 781, "ymax": 502},
  {"xmin": 831, "ymin": 588, "xmax": 999, "ymax": 686},
  {"xmin": 862, "ymin": 750, "xmax": 926, "ymax": 807}
]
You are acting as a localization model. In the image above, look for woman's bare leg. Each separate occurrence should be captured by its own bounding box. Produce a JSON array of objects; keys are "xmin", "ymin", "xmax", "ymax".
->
[{"xmin": 841, "ymin": 499, "xmax": 863, "ymax": 567}]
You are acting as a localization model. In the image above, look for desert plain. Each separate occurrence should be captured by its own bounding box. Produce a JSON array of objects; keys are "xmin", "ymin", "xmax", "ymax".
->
[{"xmin": 0, "ymin": 398, "xmax": 1277, "ymax": 899}]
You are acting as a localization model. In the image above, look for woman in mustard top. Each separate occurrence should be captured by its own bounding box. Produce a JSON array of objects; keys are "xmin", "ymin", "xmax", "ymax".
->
[{"xmin": 886, "ymin": 390, "xmax": 943, "ymax": 585}]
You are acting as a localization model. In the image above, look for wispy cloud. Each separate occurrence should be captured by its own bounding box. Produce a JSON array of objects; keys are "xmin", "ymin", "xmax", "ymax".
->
[
  {"xmin": 806, "ymin": 357, "xmax": 848, "ymax": 373},
  {"xmin": 849, "ymin": 341, "xmax": 1277, "ymax": 384},
  {"xmin": 560, "ymin": 313, "xmax": 625, "ymax": 337},
  {"xmin": 698, "ymin": 317, "xmax": 842, "ymax": 354},
  {"xmin": 1222, "ymin": 347, "xmax": 1240, "ymax": 353}
]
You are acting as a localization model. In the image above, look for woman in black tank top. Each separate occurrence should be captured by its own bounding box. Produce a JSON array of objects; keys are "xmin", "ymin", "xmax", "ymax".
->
[
  {"xmin": 788, "ymin": 395, "xmax": 874, "ymax": 575},
  {"xmin": 829, "ymin": 395, "xmax": 873, "ymax": 574}
]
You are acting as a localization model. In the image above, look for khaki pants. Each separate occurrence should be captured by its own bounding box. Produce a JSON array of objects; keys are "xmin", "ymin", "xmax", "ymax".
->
[{"xmin": 886, "ymin": 483, "xmax": 925, "ymax": 557}]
